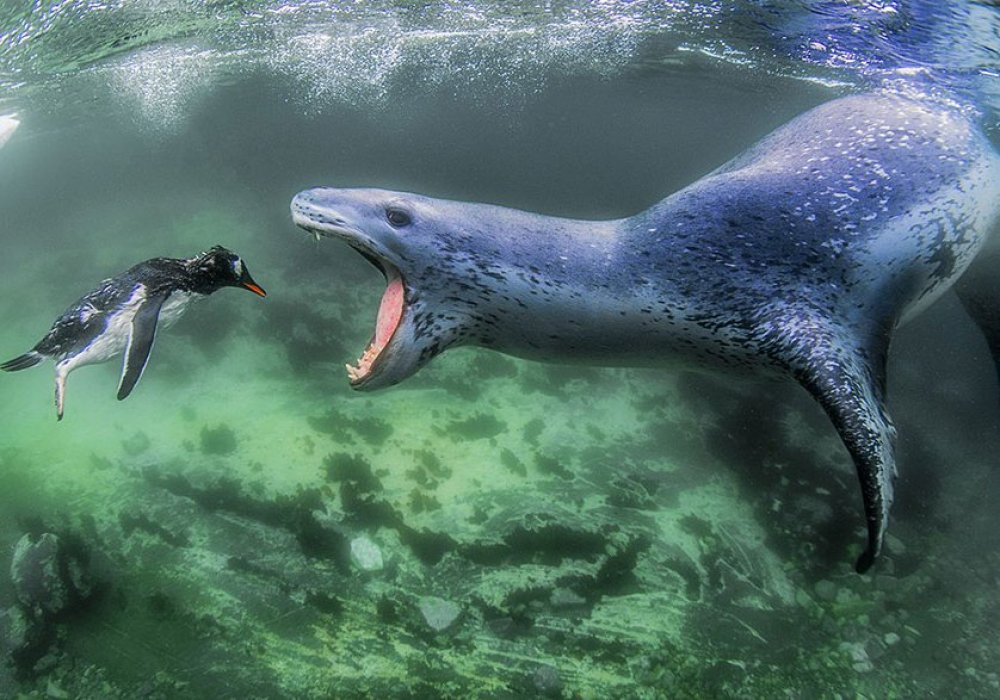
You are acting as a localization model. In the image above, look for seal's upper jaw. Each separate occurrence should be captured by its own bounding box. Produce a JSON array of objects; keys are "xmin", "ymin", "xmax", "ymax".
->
[
  {"xmin": 290, "ymin": 187, "xmax": 414, "ymax": 390},
  {"xmin": 291, "ymin": 193, "xmax": 367, "ymax": 245}
]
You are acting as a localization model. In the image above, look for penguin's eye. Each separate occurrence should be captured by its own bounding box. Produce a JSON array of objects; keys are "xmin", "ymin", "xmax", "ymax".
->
[
  {"xmin": 231, "ymin": 257, "xmax": 244, "ymax": 276},
  {"xmin": 386, "ymin": 207, "xmax": 412, "ymax": 228}
]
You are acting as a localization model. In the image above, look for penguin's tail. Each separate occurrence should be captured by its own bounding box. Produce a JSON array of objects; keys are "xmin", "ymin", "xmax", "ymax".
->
[{"xmin": 1, "ymin": 351, "xmax": 43, "ymax": 372}]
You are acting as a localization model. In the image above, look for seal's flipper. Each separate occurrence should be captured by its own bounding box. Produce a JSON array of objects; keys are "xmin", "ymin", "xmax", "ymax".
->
[
  {"xmin": 802, "ymin": 353, "xmax": 897, "ymax": 573},
  {"xmin": 117, "ymin": 293, "xmax": 167, "ymax": 401},
  {"xmin": 767, "ymin": 314, "xmax": 896, "ymax": 573}
]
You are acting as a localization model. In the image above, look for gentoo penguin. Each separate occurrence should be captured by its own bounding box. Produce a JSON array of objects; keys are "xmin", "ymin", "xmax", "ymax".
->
[{"xmin": 1, "ymin": 245, "xmax": 266, "ymax": 419}]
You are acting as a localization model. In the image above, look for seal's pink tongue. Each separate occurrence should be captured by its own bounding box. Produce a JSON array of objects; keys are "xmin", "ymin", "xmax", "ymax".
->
[
  {"xmin": 375, "ymin": 276, "xmax": 404, "ymax": 349},
  {"xmin": 347, "ymin": 274, "xmax": 404, "ymax": 384}
]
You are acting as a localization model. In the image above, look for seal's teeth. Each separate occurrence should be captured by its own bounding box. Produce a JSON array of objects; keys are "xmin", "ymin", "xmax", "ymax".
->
[
  {"xmin": 347, "ymin": 341, "xmax": 387, "ymax": 383},
  {"xmin": 313, "ymin": 231, "xmax": 322, "ymax": 243}
]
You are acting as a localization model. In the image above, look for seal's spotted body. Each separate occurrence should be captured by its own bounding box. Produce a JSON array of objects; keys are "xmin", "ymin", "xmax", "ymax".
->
[{"xmin": 292, "ymin": 93, "xmax": 1000, "ymax": 572}]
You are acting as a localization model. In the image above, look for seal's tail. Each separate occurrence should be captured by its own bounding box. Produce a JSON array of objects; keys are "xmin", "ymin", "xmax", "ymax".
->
[{"xmin": 1, "ymin": 351, "xmax": 43, "ymax": 372}]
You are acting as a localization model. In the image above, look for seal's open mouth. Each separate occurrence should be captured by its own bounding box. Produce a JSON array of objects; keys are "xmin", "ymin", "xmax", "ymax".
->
[
  {"xmin": 291, "ymin": 203, "xmax": 406, "ymax": 388},
  {"xmin": 347, "ymin": 260, "xmax": 404, "ymax": 385}
]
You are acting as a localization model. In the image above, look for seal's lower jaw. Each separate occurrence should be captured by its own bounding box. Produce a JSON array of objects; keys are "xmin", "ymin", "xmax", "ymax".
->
[{"xmin": 346, "ymin": 267, "xmax": 405, "ymax": 389}]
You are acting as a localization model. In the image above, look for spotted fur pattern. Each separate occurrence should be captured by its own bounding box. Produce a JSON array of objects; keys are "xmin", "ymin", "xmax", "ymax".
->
[{"xmin": 292, "ymin": 93, "xmax": 1000, "ymax": 572}]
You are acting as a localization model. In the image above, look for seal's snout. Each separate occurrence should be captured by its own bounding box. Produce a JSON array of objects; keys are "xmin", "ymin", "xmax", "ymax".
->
[
  {"xmin": 290, "ymin": 187, "xmax": 327, "ymax": 211},
  {"xmin": 291, "ymin": 189, "xmax": 330, "ymax": 230},
  {"xmin": 291, "ymin": 188, "xmax": 361, "ymax": 242}
]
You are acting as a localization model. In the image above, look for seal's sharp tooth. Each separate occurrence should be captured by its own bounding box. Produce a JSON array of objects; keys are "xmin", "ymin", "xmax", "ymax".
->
[{"xmin": 313, "ymin": 231, "xmax": 322, "ymax": 243}]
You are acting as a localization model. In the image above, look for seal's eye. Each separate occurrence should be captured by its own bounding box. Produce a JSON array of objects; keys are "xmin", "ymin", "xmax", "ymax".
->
[{"xmin": 386, "ymin": 207, "xmax": 412, "ymax": 228}]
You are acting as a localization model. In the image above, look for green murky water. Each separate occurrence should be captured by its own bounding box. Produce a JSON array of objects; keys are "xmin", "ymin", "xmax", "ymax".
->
[{"xmin": 1, "ymin": 2, "xmax": 1000, "ymax": 697}]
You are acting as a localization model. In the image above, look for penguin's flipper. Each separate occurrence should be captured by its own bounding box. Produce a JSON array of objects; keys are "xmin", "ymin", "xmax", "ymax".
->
[
  {"xmin": 117, "ymin": 292, "xmax": 167, "ymax": 401},
  {"xmin": 765, "ymin": 311, "xmax": 896, "ymax": 573}
]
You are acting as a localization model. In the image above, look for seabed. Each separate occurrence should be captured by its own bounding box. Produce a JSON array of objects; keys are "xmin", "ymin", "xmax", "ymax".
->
[{"xmin": 0, "ymin": 201, "xmax": 998, "ymax": 698}]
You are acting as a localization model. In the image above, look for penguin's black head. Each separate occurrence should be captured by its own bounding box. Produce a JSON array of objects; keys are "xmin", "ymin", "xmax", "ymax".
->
[{"xmin": 189, "ymin": 245, "xmax": 267, "ymax": 297}]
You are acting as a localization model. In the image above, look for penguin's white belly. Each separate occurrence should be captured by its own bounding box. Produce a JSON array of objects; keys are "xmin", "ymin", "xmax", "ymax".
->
[
  {"xmin": 60, "ymin": 304, "xmax": 137, "ymax": 371},
  {"xmin": 158, "ymin": 290, "xmax": 199, "ymax": 327},
  {"xmin": 57, "ymin": 287, "xmax": 199, "ymax": 372}
]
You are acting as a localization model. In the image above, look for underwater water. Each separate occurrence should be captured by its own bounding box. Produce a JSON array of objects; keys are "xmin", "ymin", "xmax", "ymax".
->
[{"xmin": 1, "ymin": 0, "xmax": 1000, "ymax": 697}]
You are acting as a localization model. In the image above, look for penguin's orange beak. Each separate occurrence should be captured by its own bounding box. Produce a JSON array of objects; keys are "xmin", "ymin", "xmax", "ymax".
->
[{"xmin": 242, "ymin": 282, "xmax": 267, "ymax": 297}]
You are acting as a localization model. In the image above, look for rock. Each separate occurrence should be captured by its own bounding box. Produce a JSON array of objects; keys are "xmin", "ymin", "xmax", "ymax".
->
[
  {"xmin": 549, "ymin": 587, "xmax": 586, "ymax": 608},
  {"xmin": 813, "ymin": 579, "xmax": 837, "ymax": 602},
  {"xmin": 11, "ymin": 534, "xmax": 69, "ymax": 616},
  {"xmin": 883, "ymin": 632, "xmax": 900, "ymax": 646},
  {"xmin": 834, "ymin": 587, "xmax": 856, "ymax": 605},
  {"xmin": 865, "ymin": 637, "xmax": 886, "ymax": 660},
  {"xmin": 0, "ymin": 603, "xmax": 52, "ymax": 680},
  {"xmin": 486, "ymin": 616, "xmax": 521, "ymax": 639},
  {"xmin": 45, "ymin": 679, "xmax": 70, "ymax": 699},
  {"xmin": 794, "ymin": 588, "xmax": 813, "ymax": 607},
  {"xmin": 885, "ymin": 534, "xmax": 906, "ymax": 556},
  {"xmin": 418, "ymin": 596, "xmax": 461, "ymax": 632},
  {"xmin": 839, "ymin": 641, "xmax": 873, "ymax": 673},
  {"xmin": 200, "ymin": 424, "xmax": 237, "ymax": 455},
  {"xmin": 0, "ymin": 606, "xmax": 29, "ymax": 656},
  {"xmin": 532, "ymin": 664, "xmax": 563, "ymax": 697},
  {"xmin": 122, "ymin": 431, "xmax": 151, "ymax": 456},
  {"xmin": 9, "ymin": 532, "xmax": 91, "ymax": 617},
  {"xmin": 350, "ymin": 536, "xmax": 384, "ymax": 572}
]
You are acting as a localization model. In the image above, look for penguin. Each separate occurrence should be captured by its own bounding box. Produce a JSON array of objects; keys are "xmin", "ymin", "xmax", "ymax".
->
[{"xmin": 1, "ymin": 245, "xmax": 266, "ymax": 420}]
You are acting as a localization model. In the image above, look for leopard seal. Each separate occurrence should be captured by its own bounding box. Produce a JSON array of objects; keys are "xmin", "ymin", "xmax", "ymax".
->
[{"xmin": 291, "ymin": 92, "xmax": 1000, "ymax": 573}]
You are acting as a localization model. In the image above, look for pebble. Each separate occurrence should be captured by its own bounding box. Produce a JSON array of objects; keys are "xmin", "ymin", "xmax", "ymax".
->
[
  {"xmin": 838, "ymin": 641, "xmax": 873, "ymax": 673},
  {"xmin": 418, "ymin": 596, "xmax": 461, "ymax": 632},
  {"xmin": 350, "ymin": 536, "xmax": 384, "ymax": 572},
  {"xmin": 549, "ymin": 587, "xmax": 586, "ymax": 608}
]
